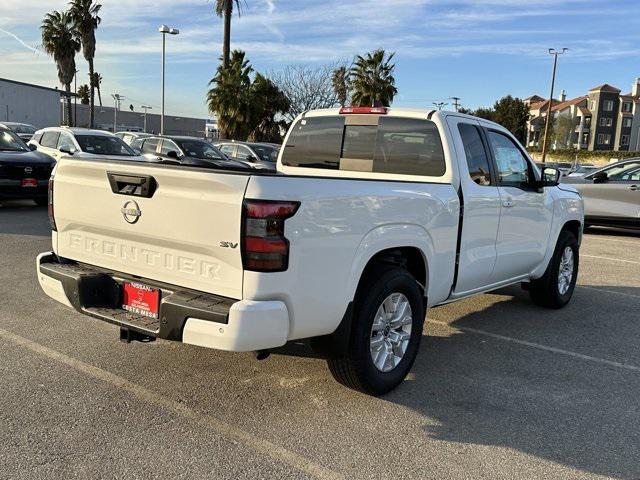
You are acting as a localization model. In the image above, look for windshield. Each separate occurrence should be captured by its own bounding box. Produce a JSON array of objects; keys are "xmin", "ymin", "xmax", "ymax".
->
[
  {"xmin": 13, "ymin": 125, "xmax": 36, "ymax": 135},
  {"xmin": 175, "ymin": 139, "xmax": 226, "ymax": 160},
  {"xmin": 75, "ymin": 135, "xmax": 137, "ymax": 156},
  {"xmin": 252, "ymin": 145, "xmax": 279, "ymax": 162},
  {"xmin": 0, "ymin": 129, "xmax": 28, "ymax": 151}
]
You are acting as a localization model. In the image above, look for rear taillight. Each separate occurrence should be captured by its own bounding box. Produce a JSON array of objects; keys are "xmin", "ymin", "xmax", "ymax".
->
[
  {"xmin": 339, "ymin": 106, "xmax": 388, "ymax": 114},
  {"xmin": 48, "ymin": 176, "xmax": 57, "ymax": 231},
  {"xmin": 242, "ymin": 200, "xmax": 299, "ymax": 272}
]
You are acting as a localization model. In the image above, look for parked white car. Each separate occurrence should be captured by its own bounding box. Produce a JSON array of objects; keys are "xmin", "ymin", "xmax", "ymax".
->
[
  {"xmin": 29, "ymin": 127, "xmax": 145, "ymax": 162},
  {"xmin": 36, "ymin": 108, "xmax": 583, "ymax": 394}
]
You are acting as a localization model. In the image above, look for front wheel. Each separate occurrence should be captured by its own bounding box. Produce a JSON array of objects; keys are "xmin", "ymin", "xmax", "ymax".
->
[
  {"xmin": 529, "ymin": 230, "xmax": 579, "ymax": 309},
  {"xmin": 326, "ymin": 268, "xmax": 424, "ymax": 395}
]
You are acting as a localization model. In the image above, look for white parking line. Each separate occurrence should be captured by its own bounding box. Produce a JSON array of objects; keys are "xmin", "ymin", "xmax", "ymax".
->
[
  {"xmin": 427, "ymin": 320, "xmax": 640, "ymax": 373},
  {"xmin": 582, "ymin": 254, "xmax": 640, "ymax": 265},
  {"xmin": 0, "ymin": 328, "xmax": 344, "ymax": 480},
  {"xmin": 584, "ymin": 236, "xmax": 640, "ymax": 247}
]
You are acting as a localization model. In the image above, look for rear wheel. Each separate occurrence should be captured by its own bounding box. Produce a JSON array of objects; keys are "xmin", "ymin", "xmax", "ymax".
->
[
  {"xmin": 326, "ymin": 267, "xmax": 424, "ymax": 395},
  {"xmin": 529, "ymin": 230, "xmax": 579, "ymax": 309}
]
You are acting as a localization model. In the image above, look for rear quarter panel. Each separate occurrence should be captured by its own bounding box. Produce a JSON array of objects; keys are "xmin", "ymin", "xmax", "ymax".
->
[{"xmin": 244, "ymin": 176, "xmax": 459, "ymax": 340}]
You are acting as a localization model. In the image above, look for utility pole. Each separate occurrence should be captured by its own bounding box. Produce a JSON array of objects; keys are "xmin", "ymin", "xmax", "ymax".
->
[
  {"xmin": 74, "ymin": 69, "xmax": 78, "ymax": 127},
  {"xmin": 541, "ymin": 48, "xmax": 568, "ymax": 164},
  {"xmin": 450, "ymin": 97, "xmax": 461, "ymax": 112},
  {"xmin": 433, "ymin": 102, "xmax": 448, "ymax": 111},
  {"xmin": 111, "ymin": 94, "xmax": 124, "ymax": 133},
  {"xmin": 141, "ymin": 105, "xmax": 152, "ymax": 133}
]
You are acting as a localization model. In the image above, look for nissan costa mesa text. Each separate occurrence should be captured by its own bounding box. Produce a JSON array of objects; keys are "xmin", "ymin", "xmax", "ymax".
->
[{"xmin": 36, "ymin": 108, "xmax": 584, "ymax": 395}]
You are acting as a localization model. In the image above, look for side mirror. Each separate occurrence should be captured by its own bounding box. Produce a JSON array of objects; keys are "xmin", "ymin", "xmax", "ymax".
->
[
  {"xmin": 29, "ymin": 143, "xmax": 37, "ymax": 151},
  {"xmin": 243, "ymin": 154, "xmax": 254, "ymax": 162},
  {"xmin": 167, "ymin": 150, "xmax": 180, "ymax": 159},
  {"xmin": 541, "ymin": 167, "xmax": 561, "ymax": 187},
  {"xmin": 592, "ymin": 171, "xmax": 608, "ymax": 184},
  {"xmin": 59, "ymin": 146, "xmax": 75, "ymax": 155}
]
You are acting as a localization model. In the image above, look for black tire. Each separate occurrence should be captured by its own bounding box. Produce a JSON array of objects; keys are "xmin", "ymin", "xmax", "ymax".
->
[
  {"xmin": 34, "ymin": 198, "xmax": 48, "ymax": 207},
  {"xmin": 529, "ymin": 230, "xmax": 579, "ymax": 309},
  {"xmin": 326, "ymin": 267, "xmax": 424, "ymax": 395}
]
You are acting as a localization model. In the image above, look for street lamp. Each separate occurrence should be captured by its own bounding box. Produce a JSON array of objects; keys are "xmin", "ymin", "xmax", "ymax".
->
[
  {"xmin": 541, "ymin": 48, "xmax": 568, "ymax": 164},
  {"xmin": 141, "ymin": 105, "xmax": 152, "ymax": 133},
  {"xmin": 159, "ymin": 25, "xmax": 179, "ymax": 135}
]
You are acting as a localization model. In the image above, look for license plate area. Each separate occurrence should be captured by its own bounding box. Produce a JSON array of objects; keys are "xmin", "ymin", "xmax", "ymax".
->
[
  {"xmin": 21, "ymin": 178, "xmax": 37, "ymax": 187},
  {"xmin": 122, "ymin": 281, "xmax": 161, "ymax": 319}
]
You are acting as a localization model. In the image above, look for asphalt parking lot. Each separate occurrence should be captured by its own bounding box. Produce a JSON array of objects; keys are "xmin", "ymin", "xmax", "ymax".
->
[{"xmin": 1, "ymin": 201, "xmax": 639, "ymax": 480}]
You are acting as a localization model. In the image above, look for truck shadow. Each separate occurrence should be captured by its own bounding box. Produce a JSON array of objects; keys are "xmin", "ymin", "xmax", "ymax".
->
[{"xmin": 385, "ymin": 284, "xmax": 640, "ymax": 479}]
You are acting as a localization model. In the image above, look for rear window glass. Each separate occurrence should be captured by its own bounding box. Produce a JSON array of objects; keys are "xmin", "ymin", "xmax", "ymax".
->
[
  {"xmin": 76, "ymin": 135, "xmax": 136, "ymax": 156},
  {"xmin": 282, "ymin": 115, "xmax": 446, "ymax": 177}
]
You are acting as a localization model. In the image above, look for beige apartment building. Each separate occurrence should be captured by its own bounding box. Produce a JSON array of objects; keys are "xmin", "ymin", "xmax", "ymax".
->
[{"xmin": 525, "ymin": 78, "xmax": 640, "ymax": 152}]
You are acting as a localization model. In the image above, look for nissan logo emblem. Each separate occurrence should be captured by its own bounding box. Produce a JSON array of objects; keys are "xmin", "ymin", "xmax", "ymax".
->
[
  {"xmin": 121, "ymin": 200, "xmax": 142, "ymax": 224},
  {"xmin": 24, "ymin": 166, "xmax": 33, "ymax": 174}
]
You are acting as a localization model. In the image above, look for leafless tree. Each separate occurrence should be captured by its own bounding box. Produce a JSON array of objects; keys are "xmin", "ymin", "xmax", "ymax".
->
[{"xmin": 269, "ymin": 63, "xmax": 348, "ymax": 124}]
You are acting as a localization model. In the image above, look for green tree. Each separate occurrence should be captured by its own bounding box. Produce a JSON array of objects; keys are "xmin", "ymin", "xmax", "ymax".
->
[
  {"xmin": 490, "ymin": 95, "xmax": 530, "ymax": 144},
  {"xmin": 41, "ymin": 10, "xmax": 81, "ymax": 126},
  {"xmin": 91, "ymin": 71, "xmax": 102, "ymax": 106},
  {"xmin": 69, "ymin": 0, "xmax": 101, "ymax": 129},
  {"xmin": 349, "ymin": 49, "xmax": 397, "ymax": 107},
  {"xmin": 331, "ymin": 65, "xmax": 350, "ymax": 107},
  {"xmin": 207, "ymin": 50, "xmax": 255, "ymax": 139},
  {"xmin": 551, "ymin": 113, "xmax": 574, "ymax": 149},
  {"xmin": 215, "ymin": 0, "xmax": 243, "ymax": 68},
  {"xmin": 77, "ymin": 84, "xmax": 90, "ymax": 104},
  {"xmin": 249, "ymin": 73, "xmax": 290, "ymax": 142},
  {"xmin": 473, "ymin": 107, "xmax": 494, "ymax": 121}
]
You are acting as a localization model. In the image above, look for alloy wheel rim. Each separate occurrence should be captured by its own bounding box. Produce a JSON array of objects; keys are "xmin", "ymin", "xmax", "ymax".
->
[
  {"xmin": 370, "ymin": 293, "xmax": 413, "ymax": 373},
  {"xmin": 557, "ymin": 246, "xmax": 574, "ymax": 295}
]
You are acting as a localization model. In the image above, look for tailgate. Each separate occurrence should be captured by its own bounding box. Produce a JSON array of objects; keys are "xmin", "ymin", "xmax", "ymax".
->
[{"xmin": 53, "ymin": 158, "xmax": 249, "ymax": 299}]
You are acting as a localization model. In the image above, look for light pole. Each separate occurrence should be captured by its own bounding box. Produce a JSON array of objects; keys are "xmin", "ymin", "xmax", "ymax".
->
[
  {"xmin": 159, "ymin": 25, "xmax": 179, "ymax": 135},
  {"xmin": 141, "ymin": 105, "xmax": 152, "ymax": 133},
  {"xmin": 541, "ymin": 48, "xmax": 568, "ymax": 164},
  {"xmin": 111, "ymin": 93, "xmax": 124, "ymax": 132},
  {"xmin": 433, "ymin": 102, "xmax": 448, "ymax": 111}
]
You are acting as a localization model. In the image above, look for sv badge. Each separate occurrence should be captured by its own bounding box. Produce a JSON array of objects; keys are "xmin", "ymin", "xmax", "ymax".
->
[{"xmin": 219, "ymin": 241, "xmax": 239, "ymax": 249}]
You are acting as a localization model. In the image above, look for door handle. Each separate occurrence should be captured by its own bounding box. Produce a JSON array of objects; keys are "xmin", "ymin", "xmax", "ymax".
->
[
  {"xmin": 629, "ymin": 185, "xmax": 638, "ymax": 191},
  {"xmin": 502, "ymin": 199, "xmax": 514, "ymax": 208}
]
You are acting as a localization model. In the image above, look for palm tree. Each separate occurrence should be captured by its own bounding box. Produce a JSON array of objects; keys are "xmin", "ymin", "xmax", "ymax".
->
[
  {"xmin": 215, "ymin": 0, "xmax": 244, "ymax": 68},
  {"xmin": 69, "ymin": 0, "xmax": 101, "ymax": 128},
  {"xmin": 332, "ymin": 66, "xmax": 350, "ymax": 107},
  {"xmin": 207, "ymin": 50, "xmax": 254, "ymax": 139},
  {"xmin": 77, "ymin": 84, "xmax": 90, "ymax": 104},
  {"xmin": 41, "ymin": 10, "xmax": 81, "ymax": 126},
  {"xmin": 250, "ymin": 73, "xmax": 290, "ymax": 142},
  {"xmin": 91, "ymin": 72, "xmax": 103, "ymax": 106},
  {"xmin": 349, "ymin": 49, "xmax": 398, "ymax": 107}
]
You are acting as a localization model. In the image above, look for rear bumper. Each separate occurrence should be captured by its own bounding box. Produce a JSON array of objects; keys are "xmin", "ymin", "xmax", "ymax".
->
[
  {"xmin": 36, "ymin": 252, "xmax": 289, "ymax": 352},
  {"xmin": 0, "ymin": 180, "xmax": 48, "ymax": 198}
]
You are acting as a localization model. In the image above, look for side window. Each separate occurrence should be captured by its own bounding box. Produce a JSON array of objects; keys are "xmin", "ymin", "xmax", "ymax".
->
[
  {"xmin": 235, "ymin": 145, "xmax": 254, "ymax": 160},
  {"xmin": 458, "ymin": 123, "xmax": 492, "ymax": 186},
  {"xmin": 142, "ymin": 138, "xmax": 159, "ymax": 154},
  {"xmin": 31, "ymin": 132, "xmax": 43, "ymax": 144},
  {"xmin": 219, "ymin": 144, "xmax": 235, "ymax": 156},
  {"xmin": 40, "ymin": 131, "xmax": 60, "ymax": 148},
  {"xmin": 57, "ymin": 132, "xmax": 75, "ymax": 151},
  {"xmin": 608, "ymin": 162, "xmax": 640, "ymax": 181},
  {"xmin": 160, "ymin": 139, "xmax": 180, "ymax": 155},
  {"xmin": 487, "ymin": 131, "xmax": 530, "ymax": 187}
]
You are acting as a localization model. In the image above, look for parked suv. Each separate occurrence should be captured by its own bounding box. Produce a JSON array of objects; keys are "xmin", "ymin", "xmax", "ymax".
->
[
  {"xmin": 215, "ymin": 141, "xmax": 279, "ymax": 170},
  {"xmin": 29, "ymin": 127, "xmax": 144, "ymax": 162}
]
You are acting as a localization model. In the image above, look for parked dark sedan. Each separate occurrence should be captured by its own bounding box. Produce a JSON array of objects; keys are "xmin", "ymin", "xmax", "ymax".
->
[{"xmin": 0, "ymin": 127, "xmax": 54, "ymax": 205}]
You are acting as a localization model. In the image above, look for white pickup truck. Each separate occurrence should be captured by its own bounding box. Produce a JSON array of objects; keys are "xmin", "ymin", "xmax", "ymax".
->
[{"xmin": 37, "ymin": 108, "xmax": 583, "ymax": 395}]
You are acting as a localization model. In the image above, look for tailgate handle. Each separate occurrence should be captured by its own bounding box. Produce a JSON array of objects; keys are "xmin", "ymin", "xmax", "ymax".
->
[{"xmin": 107, "ymin": 172, "xmax": 157, "ymax": 198}]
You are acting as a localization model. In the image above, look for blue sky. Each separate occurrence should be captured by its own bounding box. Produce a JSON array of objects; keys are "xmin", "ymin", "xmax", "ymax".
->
[{"xmin": 1, "ymin": 0, "xmax": 639, "ymax": 119}]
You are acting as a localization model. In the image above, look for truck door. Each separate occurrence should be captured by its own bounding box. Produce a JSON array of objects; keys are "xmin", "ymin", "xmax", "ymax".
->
[
  {"xmin": 447, "ymin": 117, "xmax": 501, "ymax": 294},
  {"xmin": 484, "ymin": 128, "xmax": 553, "ymax": 281}
]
